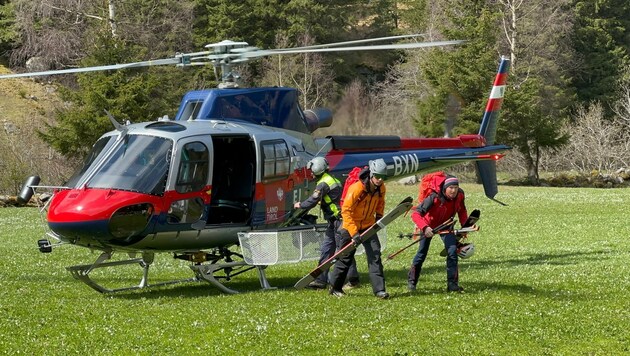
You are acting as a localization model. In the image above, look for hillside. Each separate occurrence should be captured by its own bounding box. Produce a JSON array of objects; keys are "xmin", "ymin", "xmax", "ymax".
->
[{"xmin": 0, "ymin": 64, "xmax": 73, "ymax": 195}]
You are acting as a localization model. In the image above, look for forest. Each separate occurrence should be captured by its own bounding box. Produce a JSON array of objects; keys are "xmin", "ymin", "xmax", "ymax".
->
[{"xmin": 0, "ymin": 0, "xmax": 629, "ymax": 194}]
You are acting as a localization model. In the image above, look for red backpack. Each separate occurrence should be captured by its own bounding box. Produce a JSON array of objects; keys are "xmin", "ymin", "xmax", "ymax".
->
[
  {"xmin": 416, "ymin": 171, "xmax": 464, "ymax": 217},
  {"xmin": 340, "ymin": 166, "xmax": 368, "ymax": 206},
  {"xmin": 417, "ymin": 171, "xmax": 447, "ymax": 206}
]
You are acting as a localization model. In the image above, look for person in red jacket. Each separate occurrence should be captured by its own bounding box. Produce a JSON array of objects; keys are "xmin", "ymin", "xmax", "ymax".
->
[{"xmin": 408, "ymin": 175, "xmax": 468, "ymax": 293}]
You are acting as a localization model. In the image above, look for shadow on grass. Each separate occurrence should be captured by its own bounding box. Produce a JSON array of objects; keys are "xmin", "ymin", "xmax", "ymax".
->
[
  {"xmin": 109, "ymin": 274, "xmax": 308, "ymax": 300},
  {"xmin": 20, "ymin": 249, "xmax": 608, "ymax": 299},
  {"xmin": 466, "ymin": 249, "xmax": 612, "ymax": 269},
  {"xmin": 385, "ymin": 249, "xmax": 611, "ymax": 299},
  {"xmin": 388, "ymin": 281, "xmax": 557, "ymax": 299}
]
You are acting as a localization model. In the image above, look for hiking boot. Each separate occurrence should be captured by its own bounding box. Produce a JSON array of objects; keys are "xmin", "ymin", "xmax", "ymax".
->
[
  {"xmin": 329, "ymin": 288, "xmax": 346, "ymax": 298},
  {"xmin": 407, "ymin": 282, "xmax": 417, "ymax": 292},
  {"xmin": 447, "ymin": 284, "xmax": 464, "ymax": 293},
  {"xmin": 306, "ymin": 280, "xmax": 327, "ymax": 289},
  {"xmin": 343, "ymin": 281, "xmax": 360, "ymax": 290},
  {"xmin": 375, "ymin": 291, "xmax": 390, "ymax": 299}
]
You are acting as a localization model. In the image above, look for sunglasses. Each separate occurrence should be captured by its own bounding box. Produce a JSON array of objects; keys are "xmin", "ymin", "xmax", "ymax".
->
[{"xmin": 373, "ymin": 174, "xmax": 387, "ymax": 180}]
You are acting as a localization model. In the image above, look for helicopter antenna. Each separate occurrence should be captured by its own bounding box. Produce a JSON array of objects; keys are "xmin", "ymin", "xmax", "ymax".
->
[
  {"xmin": 104, "ymin": 109, "xmax": 128, "ymax": 135},
  {"xmin": 314, "ymin": 137, "xmax": 333, "ymax": 157}
]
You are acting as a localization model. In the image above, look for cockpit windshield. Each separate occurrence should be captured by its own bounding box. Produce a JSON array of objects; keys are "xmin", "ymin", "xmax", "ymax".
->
[
  {"xmin": 65, "ymin": 136, "xmax": 115, "ymax": 188},
  {"xmin": 87, "ymin": 135, "xmax": 172, "ymax": 196}
]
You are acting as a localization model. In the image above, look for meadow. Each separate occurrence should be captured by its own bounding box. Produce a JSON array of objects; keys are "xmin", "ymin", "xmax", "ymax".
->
[{"xmin": 0, "ymin": 183, "xmax": 628, "ymax": 355}]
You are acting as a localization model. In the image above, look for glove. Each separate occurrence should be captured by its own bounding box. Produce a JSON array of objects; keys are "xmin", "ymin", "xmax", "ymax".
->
[
  {"xmin": 351, "ymin": 234, "xmax": 362, "ymax": 246},
  {"xmin": 424, "ymin": 226, "xmax": 434, "ymax": 238}
]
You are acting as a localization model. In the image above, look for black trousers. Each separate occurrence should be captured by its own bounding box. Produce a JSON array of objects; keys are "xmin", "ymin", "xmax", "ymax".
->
[
  {"xmin": 315, "ymin": 219, "xmax": 359, "ymax": 284},
  {"xmin": 329, "ymin": 227, "xmax": 385, "ymax": 294}
]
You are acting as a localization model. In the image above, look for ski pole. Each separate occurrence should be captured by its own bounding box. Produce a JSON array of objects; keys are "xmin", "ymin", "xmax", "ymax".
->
[
  {"xmin": 386, "ymin": 217, "xmax": 455, "ymax": 261},
  {"xmin": 398, "ymin": 225, "xmax": 479, "ymax": 239}
]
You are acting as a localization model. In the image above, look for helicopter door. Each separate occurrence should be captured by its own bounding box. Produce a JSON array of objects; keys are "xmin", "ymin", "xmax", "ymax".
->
[
  {"xmin": 207, "ymin": 135, "xmax": 256, "ymax": 225},
  {"xmin": 166, "ymin": 139, "xmax": 212, "ymax": 226},
  {"xmin": 258, "ymin": 138, "xmax": 293, "ymax": 226}
]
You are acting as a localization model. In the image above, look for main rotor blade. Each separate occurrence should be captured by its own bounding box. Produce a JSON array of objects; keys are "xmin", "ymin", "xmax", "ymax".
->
[
  {"xmin": 273, "ymin": 33, "xmax": 427, "ymax": 51},
  {"xmin": 0, "ymin": 38, "xmax": 464, "ymax": 80},
  {"xmin": 242, "ymin": 40, "xmax": 465, "ymax": 59},
  {"xmin": 0, "ymin": 57, "xmax": 183, "ymax": 79}
]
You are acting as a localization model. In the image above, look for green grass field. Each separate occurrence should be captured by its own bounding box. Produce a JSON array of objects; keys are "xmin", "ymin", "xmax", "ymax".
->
[{"xmin": 1, "ymin": 184, "xmax": 628, "ymax": 355}]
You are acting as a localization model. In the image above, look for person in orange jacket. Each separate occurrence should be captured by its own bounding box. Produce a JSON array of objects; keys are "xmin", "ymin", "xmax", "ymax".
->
[{"xmin": 328, "ymin": 158, "xmax": 390, "ymax": 299}]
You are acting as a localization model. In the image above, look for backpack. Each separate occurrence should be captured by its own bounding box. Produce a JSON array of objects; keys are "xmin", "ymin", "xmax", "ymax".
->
[
  {"xmin": 417, "ymin": 171, "xmax": 447, "ymax": 205},
  {"xmin": 340, "ymin": 166, "xmax": 368, "ymax": 206},
  {"xmin": 416, "ymin": 171, "xmax": 464, "ymax": 216}
]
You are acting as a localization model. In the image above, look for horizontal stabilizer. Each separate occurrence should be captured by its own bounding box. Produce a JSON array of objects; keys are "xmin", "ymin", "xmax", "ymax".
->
[{"xmin": 431, "ymin": 154, "xmax": 504, "ymax": 162}]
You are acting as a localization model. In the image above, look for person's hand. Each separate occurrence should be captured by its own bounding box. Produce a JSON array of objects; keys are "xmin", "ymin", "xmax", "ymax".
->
[
  {"xmin": 352, "ymin": 234, "xmax": 362, "ymax": 246},
  {"xmin": 294, "ymin": 202, "xmax": 301, "ymax": 209},
  {"xmin": 424, "ymin": 226, "xmax": 434, "ymax": 238}
]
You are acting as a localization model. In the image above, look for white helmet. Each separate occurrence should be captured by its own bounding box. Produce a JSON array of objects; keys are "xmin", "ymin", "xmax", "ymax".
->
[
  {"xmin": 369, "ymin": 158, "xmax": 387, "ymax": 177},
  {"xmin": 457, "ymin": 243, "xmax": 475, "ymax": 259},
  {"xmin": 307, "ymin": 157, "xmax": 328, "ymax": 176}
]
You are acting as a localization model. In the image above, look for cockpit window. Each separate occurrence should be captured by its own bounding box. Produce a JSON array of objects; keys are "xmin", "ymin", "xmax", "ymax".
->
[
  {"xmin": 175, "ymin": 142, "xmax": 209, "ymax": 193},
  {"xmin": 87, "ymin": 135, "xmax": 172, "ymax": 196},
  {"xmin": 65, "ymin": 136, "xmax": 115, "ymax": 188}
]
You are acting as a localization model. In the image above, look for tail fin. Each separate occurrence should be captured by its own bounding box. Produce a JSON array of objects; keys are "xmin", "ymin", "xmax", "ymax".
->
[{"xmin": 477, "ymin": 56, "xmax": 510, "ymax": 204}]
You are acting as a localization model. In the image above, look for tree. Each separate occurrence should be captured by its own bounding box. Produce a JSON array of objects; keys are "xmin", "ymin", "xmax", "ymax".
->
[
  {"xmin": 9, "ymin": 0, "xmax": 196, "ymax": 69},
  {"xmin": 397, "ymin": 0, "xmax": 574, "ymax": 183},
  {"xmin": 547, "ymin": 101, "xmax": 630, "ymax": 172},
  {"xmin": 8, "ymin": 0, "xmax": 199, "ymax": 159},
  {"xmin": 259, "ymin": 33, "xmax": 334, "ymax": 109},
  {"xmin": 193, "ymin": 0, "xmax": 401, "ymax": 87},
  {"xmin": 38, "ymin": 33, "xmax": 191, "ymax": 158},
  {"xmin": 409, "ymin": 0, "xmax": 500, "ymax": 138},
  {"xmin": 0, "ymin": 0, "xmax": 19, "ymax": 57},
  {"xmin": 497, "ymin": 0, "xmax": 574, "ymax": 183},
  {"xmin": 571, "ymin": 0, "xmax": 630, "ymax": 109}
]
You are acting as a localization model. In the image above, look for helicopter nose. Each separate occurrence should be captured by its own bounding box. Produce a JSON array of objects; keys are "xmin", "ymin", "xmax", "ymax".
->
[{"xmin": 47, "ymin": 189, "xmax": 156, "ymax": 244}]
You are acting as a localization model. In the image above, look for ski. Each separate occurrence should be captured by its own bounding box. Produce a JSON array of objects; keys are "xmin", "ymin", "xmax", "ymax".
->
[
  {"xmin": 462, "ymin": 209, "xmax": 480, "ymax": 228},
  {"xmin": 294, "ymin": 196, "xmax": 413, "ymax": 290}
]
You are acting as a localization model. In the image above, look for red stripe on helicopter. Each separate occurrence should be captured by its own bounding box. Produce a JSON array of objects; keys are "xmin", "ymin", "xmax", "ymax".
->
[
  {"xmin": 494, "ymin": 72, "xmax": 508, "ymax": 86},
  {"xmin": 325, "ymin": 151, "xmax": 345, "ymax": 170},
  {"xmin": 399, "ymin": 135, "xmax": 486, "ymax": 149},
  {"xmin": 485, "ymin": 97, "xmax": 504, "ymax": 113},
  {"xmin": 47, "ymin": 189, "xmax": 165, "ymax": 223}
]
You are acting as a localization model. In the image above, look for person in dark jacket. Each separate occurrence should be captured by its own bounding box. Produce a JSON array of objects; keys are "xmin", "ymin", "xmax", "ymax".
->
[
  {"xmin": 294, "ymin": 157, "xmax": 358, "ymax": 289},
  {"xmin": 408, "ymin": 175, "xmax": 468, "ymax": 293}
]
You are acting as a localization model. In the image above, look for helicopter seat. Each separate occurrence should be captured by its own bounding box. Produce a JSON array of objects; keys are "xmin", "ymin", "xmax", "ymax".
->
[{"xmin": 208, "ymin": 162, "xmax": 253, "ymax": 224}]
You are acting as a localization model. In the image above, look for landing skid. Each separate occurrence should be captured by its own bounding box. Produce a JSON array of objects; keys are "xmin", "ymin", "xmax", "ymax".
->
[
  {"xmin": 190, "ymin": 262, "xmax": 275, "ymax": 294},
  {"xmin": 185, "ymin": 247, "xmax": 276, "ymax": 294},
  {"xmin": 66, "ymin": 249, "xmax": 275, "ymax": 294},
  {"xmin": 66, "ymin": 251, "xmax": 197, "ymax": 293}
]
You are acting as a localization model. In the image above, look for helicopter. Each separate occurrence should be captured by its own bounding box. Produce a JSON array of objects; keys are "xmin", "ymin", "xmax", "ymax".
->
[{"xmin": 2, "ymin": 35, "xmax": 510, "ymax": 294}]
